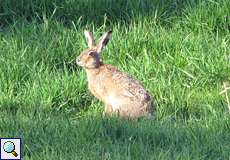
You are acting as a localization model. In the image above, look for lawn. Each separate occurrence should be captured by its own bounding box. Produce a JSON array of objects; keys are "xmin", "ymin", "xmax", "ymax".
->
[{"xmin": 0, "ymin": 0, "xmax": 230, "ymax": 159}]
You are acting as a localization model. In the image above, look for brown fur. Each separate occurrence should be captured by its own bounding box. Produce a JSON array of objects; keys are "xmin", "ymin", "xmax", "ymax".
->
[{"xmin": 76, "ymin": 30, "xmax": 154, "ymax": 119}]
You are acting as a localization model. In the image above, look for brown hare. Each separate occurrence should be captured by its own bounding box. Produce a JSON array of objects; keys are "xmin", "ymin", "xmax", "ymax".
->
[{"xmin": 76, "ymin": 30, "xmax": 154, "ymax": 119}]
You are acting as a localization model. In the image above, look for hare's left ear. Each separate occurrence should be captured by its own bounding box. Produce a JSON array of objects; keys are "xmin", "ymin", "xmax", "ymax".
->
[
  {"xmin": 96, "ymin": 30, "xmax": 112, "ymax": 53},
  {"xmin": 84, "ymin": 30, "xmax": 95, "ymax": 48}
]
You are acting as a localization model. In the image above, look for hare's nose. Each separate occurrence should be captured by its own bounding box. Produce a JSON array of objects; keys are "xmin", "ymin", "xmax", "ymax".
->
[{"xmin": 76, "ymin": 58, "xmax": 82, "ymax": 65}]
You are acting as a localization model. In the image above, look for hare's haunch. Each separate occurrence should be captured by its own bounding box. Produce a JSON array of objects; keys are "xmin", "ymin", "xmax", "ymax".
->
[{"xmin": 76, "ymin": 30, "xmax": 154, "ymax": 119}]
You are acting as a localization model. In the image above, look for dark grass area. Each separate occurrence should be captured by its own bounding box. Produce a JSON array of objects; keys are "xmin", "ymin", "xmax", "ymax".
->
[{"xmin": 1, "ymin": 109, "xmax": 230, "ymax": 159}]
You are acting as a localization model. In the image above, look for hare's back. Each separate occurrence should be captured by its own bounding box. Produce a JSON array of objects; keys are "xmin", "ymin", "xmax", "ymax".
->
[{"xmin": 103, "ymin": 65, "xmax": 151, "ymax": 102}]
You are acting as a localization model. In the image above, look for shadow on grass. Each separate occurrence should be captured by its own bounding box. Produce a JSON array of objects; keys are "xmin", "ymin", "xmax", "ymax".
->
[
  {"xmin": 0, "ymin": 0, "xmax": 200, "ymax": 28},
  {"xmin": 0, "ymin": 108, "xmax": 230, "ymax": 159}
]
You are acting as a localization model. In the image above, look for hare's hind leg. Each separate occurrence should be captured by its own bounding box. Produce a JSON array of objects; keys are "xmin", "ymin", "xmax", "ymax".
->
[{"xmin": 118, "ymin": 102, "xmax": 150, "ymax": 119}]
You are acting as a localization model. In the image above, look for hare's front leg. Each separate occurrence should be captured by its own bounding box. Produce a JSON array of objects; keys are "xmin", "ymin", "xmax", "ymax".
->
[
  {"xmin": 103, "ymin": 104, "xmax": 113, "ymax": 116},
  {"xmin": 103, "ymin": 104, "xmax": 121, "ymax": 117}
]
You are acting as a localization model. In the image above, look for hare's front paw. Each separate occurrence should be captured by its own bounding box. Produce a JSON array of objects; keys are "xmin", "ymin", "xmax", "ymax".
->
[
  {"xmin": 103, "ymin": 104, "xmax": 113, "ymax": 117},
  {"xmin": 102, "ymin": 111, "xmax": 106, "ymax": 117}
]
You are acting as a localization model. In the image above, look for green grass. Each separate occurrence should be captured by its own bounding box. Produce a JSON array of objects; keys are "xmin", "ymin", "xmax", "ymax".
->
[{"xmin": 0, "ymin": 0, "xmax": 230, "ymax": 159}]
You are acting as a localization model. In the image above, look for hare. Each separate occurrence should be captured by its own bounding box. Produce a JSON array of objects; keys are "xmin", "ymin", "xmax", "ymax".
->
[{"xmin": 76, "ymin": 30, "xmax": 154, "ymax": 119}]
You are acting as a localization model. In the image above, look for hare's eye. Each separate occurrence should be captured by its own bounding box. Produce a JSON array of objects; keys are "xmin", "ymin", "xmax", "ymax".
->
[{"xmin": 88, "ymin": 51, "xmax": 95, "ymax": 56}]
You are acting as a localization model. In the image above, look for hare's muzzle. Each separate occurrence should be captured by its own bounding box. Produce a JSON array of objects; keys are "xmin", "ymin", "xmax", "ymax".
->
[{"xmin": 76, "ymin": 58, "xmax": 82, "ymax": 66}]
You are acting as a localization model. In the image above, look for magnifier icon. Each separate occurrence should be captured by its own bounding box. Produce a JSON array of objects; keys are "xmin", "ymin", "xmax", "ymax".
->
[{"xmin": 3, "ymin": 141, "xmax": 18, "ymax": 157}]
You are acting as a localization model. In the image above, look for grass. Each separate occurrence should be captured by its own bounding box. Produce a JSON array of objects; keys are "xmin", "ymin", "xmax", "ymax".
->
[{"xmin": 0, "ymin": 0, "xmax": 230, "ymax": 159}]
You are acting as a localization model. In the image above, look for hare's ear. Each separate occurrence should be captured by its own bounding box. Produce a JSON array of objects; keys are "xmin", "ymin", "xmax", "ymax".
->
[
  {"xmin": 97, "ymin": 30, "xmax": 112, "ymax": 53},
  {"xmin": 84, "ymin": 30, "xmax": 95, "ymax": 48}
]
